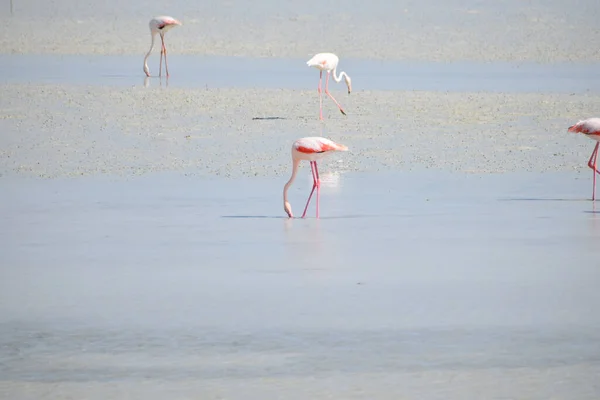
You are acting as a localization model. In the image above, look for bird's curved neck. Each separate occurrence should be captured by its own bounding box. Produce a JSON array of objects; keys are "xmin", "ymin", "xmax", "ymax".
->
[
  {"xmin": 332, "ymin": 68, "xmax": 347, "ymax": 83},
  {"xmin": 143, "ymin": 33, "xmax": 157, "ymax": 70},
  {"xmin": 283, "ymin": 158, "xmax": 300, "ymax": 204}
]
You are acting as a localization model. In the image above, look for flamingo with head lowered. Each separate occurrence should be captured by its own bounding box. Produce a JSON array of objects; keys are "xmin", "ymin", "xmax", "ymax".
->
[
  {"xmin": 283, "ymin": 137, "xmax": 349, "ymax": 218},
  {"xmin": 143, "ymin": 16, "xmax": 182, "ymax": 77},
  {"xmin": 307, "ymin": 53, "xmax": 352, "ymax": 120},
  {"xmin": 568, "ymin": 118, "xmax": 600, "ymax": 200}
]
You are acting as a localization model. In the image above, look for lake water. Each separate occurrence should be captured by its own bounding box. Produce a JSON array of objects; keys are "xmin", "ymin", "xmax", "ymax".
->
[
  {"xmin": 2, "ymin": 0, "xmax": 600, "ymax": 394},
  {"xmin": 2, "ymin": 54, "xmax": 600, "ymax": 94},
  {"xmin": 2, "ymin": 171, "xmax": 600, "ymax": 398}
]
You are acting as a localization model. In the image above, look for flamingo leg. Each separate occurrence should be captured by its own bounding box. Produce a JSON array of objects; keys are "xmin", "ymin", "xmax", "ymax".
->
[
  {"xmin": 318, "ymin": 71, "xmax": 323, "ymax": 120},
  {"xmin": 159, "ymin": 33, "xmax": 164, "ymax": 77},
  {"xmin": 325, "ymin": 72, "xmax": 346, "ymax": 116},
  {"xmin": 301, "ymin": 161, "xmax": 318, "ymax": 218},
  {"xmin": 314, "ymin": 161, "xmax": 321, "ymax": 219},
  {"xmin": 587, "ymin": 143, "xmax": 600, "ymax": 173},
  {"xmin": 161, "ymin": 35, "xmax": 170, "ymax": 77},
  {"xmin": 588, "ymin": 143, "xmax": 600, "ymax": 200}
]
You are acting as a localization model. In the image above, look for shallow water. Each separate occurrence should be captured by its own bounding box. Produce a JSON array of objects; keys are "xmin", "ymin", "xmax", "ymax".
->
[
  {"xmin": 3, "ymin": 0, "xmax": 600, "ymax": 397},
  {"xmin": 3, "ymin": 0, "xmax": 600, "ymax": 64},
  {"xmin": 1, "ymin": 171, "xmax": 600, "ymax": 398},
  {"xmin": 3, "ymin": 54, "xmax": 600, "ymax": 93}
]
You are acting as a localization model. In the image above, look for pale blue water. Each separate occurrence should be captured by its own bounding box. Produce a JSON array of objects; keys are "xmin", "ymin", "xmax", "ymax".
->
[
  {"xmin": 2, "ymin": 54, "xmax": 600, "ymax": 93},
  {"xmin": 2, "ymin": 171, "xmax": 600, "ymax": 376}
]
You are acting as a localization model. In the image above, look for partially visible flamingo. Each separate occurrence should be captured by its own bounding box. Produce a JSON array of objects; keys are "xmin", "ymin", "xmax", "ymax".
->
[
  {"xmin": 143, "ymin": 16, "xmax": 182, "ymax": 77},
  {"xmin": 283, "ymin": 137, "xmax": 349, "ymax": 218},
  {"xmin": 568, "ymin": 117, "xmax": 600, "ymax": 200},
  {"xmin": 306, "ymin": 53, "xmax": 352, "ymax": 120}
]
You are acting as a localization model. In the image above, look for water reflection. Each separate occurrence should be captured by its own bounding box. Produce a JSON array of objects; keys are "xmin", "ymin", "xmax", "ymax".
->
[
  {"xmin": 2, "ymin": 171, "xmax": 600, "ymax": 398},
  {"xmin": 586, "ymin": 201, "xmax": 600, "ymax": 234},
  {"xmin": 302, "ymin": 170, "xmax": 343, "ymax": 189},
  {"xmin": 282, "ymin": 214, "xmax": 326, "ymax": 265},
  {"xmin": 143, "ymin": 76, "xmax": 169, "ymax": 88},
  {"xmin": 319, "ymin": 171, "xmax": 342, "ymax": 191}
]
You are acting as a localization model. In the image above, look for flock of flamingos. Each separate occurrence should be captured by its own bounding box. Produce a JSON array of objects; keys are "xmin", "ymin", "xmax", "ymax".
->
[{"xmin": 142, "ymin": 15, "xmax": 600, "ymax": 218}]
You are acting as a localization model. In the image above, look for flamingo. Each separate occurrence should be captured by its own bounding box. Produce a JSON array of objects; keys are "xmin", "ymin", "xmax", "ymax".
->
[
  {"xmin": 306, "ymin": 53, "xmax": 352, "ymax": 120},
  {"xmin": 143, "ymin": 16, "xmax": 182, "ymax": 77},
  {"xmin": 569, "ymin": 118, "xmax": 600, "ymax": 200},
  {"xmin": 283, "ymin": 137, "xmax": 349, "ymax": 218}
]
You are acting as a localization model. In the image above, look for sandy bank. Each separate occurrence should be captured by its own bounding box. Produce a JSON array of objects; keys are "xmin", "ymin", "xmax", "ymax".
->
[{"xmin": 1, "ymin": 84, "xmax": 599, "ymax": 178}]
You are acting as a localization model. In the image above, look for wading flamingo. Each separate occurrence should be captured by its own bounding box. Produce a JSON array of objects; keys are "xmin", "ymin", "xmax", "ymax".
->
[
  {"xmin": 306, "ymin": 53, "xmax": 352, "ymax": 120},
  {"xmin": 283, "ymin": 137, "xmax": 349, "ymax": 218},
  {"xmin": 569, "ymin": 118, "xmax": 600, "ymax": 200},
  {"xmin": 143, "ymin": 16, "xmax": 182, "ymax": 77}
]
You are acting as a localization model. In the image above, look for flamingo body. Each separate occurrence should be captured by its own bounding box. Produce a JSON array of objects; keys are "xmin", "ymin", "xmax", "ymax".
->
[
  {"xmin": 306, "ymin": 53, "xmax": 352, "ymax": 120},
  {"xmin": 568, "ymin": 118, "xmax": 600, "ymax": 140},
  {"xmin": 143, "ymin": 16, "xmax": 182, "ymax": 77},
  {"xmin": 307, "ymin": 53, "xmax": 340, "ymax": 72},
  {"xmin": 569, "ymin": 118, "xmax": 600, "ymax": 200},
  {"xmin": 150, "ymin": 16, "xmax": 181, "ymax": 33},
  {"xmin": 283, "ymin": 137, "xmax": 349, "ymax": 218},
  {"xmin": 294, "ymin": 137, "xmax": 348, "ymax": 159}
]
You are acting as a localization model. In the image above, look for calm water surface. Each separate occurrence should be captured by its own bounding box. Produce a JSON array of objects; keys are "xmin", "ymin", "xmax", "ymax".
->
[
  {"xmin": 1, "ymin": 171, "xmax": 600, "ymax": 398},
  {"xmin": 2, "ymin": 55, "xmax": 600, "ymax": 94}
]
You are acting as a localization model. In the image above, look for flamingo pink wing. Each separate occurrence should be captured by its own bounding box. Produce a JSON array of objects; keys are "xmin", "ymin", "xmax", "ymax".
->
[
  {"xmin": 295, "ymin": 138, "xmax": 343, "ymax": 154},
  {"xmin": 568, "ymin": 118, "xmax": 600, "ymax": 135}
]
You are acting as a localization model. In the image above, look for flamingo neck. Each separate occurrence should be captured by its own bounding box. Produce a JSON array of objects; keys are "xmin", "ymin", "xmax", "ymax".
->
[
  {"xmin": 332, "ymin": 68, "xmax": 348, "ymax": 83},
  {"xmin": 283, "ymin": 158, "xmax": 300, "ymax": 204},
  {"xmin": 143, "ymin": 33, "xmax": 156, "ymax": 74}
]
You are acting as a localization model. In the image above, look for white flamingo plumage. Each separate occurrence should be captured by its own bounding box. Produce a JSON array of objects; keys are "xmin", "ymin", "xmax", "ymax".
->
[
  {"xmin": 283, "ymin": 137, "xmax": 349, "ymax": 218},
  {"xmin": 306, "ymin": 53, "xmax": 352, "ymax": 120},
  {"xmin": 143, "ymin": 16, "xmax": 182, "ymax": 77},
  {"xmin": 568, "ymin": 117, "xmax": 600, "ymax": 200}
]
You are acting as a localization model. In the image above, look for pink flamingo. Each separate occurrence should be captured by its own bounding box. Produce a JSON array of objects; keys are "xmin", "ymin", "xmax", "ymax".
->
[
  {"xmin": 306, "ymin": 53, "xmax": 352, "ymax": 120},
  {"xmin": 143, "ymin": 16, "xmax": 182, "ymax": 77},
  {"xmin": 283, "ymin": 137, "xmax": 349, "ymax": 218},
  {"xmin": 568, "ymin": 118, "xmax": 600, "ymax": 200}
]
